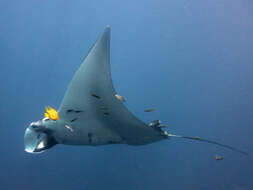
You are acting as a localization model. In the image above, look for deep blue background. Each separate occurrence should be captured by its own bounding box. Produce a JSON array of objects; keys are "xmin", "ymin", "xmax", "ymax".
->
[{"xmin": 0, "ymin": 0, "xmax": 252, "ymax": 189}]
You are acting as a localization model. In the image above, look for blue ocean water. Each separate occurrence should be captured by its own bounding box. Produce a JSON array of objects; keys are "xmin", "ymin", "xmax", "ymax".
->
[{"xmin": 0, "ymin": 0, "xmax": 252, "ymax": 189}]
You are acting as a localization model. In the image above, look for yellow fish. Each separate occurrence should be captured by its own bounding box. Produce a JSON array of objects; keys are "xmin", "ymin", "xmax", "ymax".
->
[
  {"xmin": 215, "ymin": 155, "xmax": 224, "ymax": 161},
  {"xmin": 44, "ymin": 106, "xmax": 59, "ymax": 121}
]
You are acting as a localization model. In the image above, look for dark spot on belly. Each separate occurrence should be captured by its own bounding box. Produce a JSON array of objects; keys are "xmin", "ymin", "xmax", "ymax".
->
[
  {"xmin": 70, "ymin": 118, "xmax": 78, "ymax": 122},
  {"xmin": 66, "ymin": 109, "xmax": 83, "ymax": 114},
  {"xmin": 91, "ymin": 93, "xmax": 101, "ymax": 99}
]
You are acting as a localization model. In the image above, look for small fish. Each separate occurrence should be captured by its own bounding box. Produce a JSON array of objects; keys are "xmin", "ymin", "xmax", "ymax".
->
[
  {"xmin": 115, "ymin": 94, "xmax": 126, "ymax": 102},
  {"xmin": 159, "ymin": 124, "xmax": 168, "ymax": 128},
  {"xmin": 215, "ymin": 155, "xmax": 224, "ymax": 161},
  {"xmin": 75, "ymin": 110, "xmax": 83, "ymax": 113},
  {"xmin": 66, "ymin": 109, "xmax": 74, "ymax": 113},
  {"xmin": 149, "ymin": 120, "xmax": 161, "ymax": 128},
  {"xmin": 103, "ymin": 112, "xmax": 110, "ymax": 116},
  {"xmin": 144, "ymin": 108, "xmax": 156, "ymax": 112},
  {"xmin": 194, "ymin": 136, "xmax": 201, "ymax": 140},
  {"xmin": 91, "ymin": 93, "xmax": 101, "ymax": 99},
  {"xmin": 65, "ymin": 125, "xmax": 74, "ymax": 132}
]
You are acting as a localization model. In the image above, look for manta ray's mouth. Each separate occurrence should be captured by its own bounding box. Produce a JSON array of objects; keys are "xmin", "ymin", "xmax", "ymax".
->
[{"xmin": 24, "ymin": 123, "xmax": 57, "ymax": 153}]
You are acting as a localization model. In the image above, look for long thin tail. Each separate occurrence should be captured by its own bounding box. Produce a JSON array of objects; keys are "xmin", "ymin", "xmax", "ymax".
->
[{"xmin": 166, "ymin": 133, "xmax": 249, "ymax": 156}]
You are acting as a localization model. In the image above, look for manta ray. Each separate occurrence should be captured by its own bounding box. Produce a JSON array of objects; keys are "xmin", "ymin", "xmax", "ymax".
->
[{"xmin": 24, "ymin": 26, "xmax": 248, "ymax": 156}]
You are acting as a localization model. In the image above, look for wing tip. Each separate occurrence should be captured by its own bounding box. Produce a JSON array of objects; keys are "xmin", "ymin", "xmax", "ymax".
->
[
  {"xmin": 105, "ymin": 25, "xmax": 111, "ymax": 30},
  {"xmin": 103, "ymin": 25, "xmax": 111, "ymax": 37}
]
